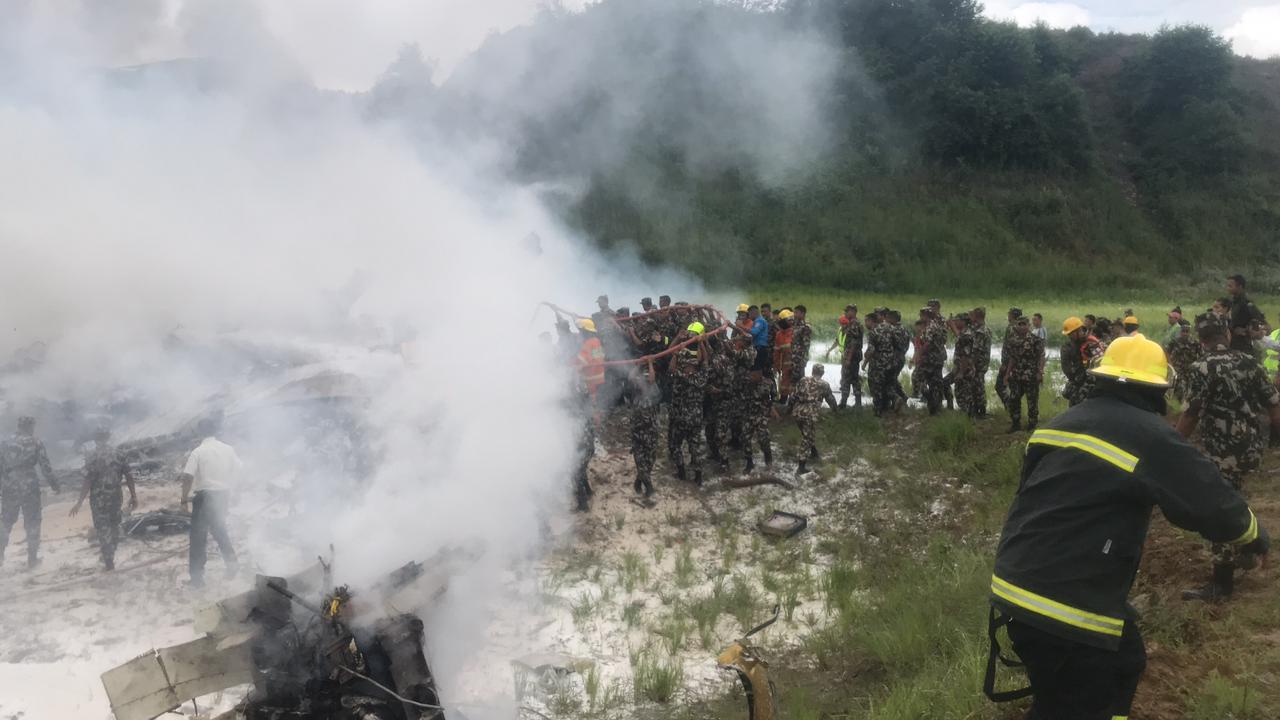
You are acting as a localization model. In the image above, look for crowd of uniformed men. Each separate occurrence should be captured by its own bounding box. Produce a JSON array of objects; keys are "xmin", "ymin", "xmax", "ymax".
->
[{"xmin": 557, "ymin": 278, "xmax": 1280, "ymax": 518}]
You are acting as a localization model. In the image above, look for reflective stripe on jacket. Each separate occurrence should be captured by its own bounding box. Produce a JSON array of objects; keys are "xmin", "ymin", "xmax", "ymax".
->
[
  {"xmin": 577, "ymin": 337, "xmax": 606, "ymax": 390},
  {"xmin": 992, "ymin": 394, "xmax": 1257, "ymax": 650},
  {"xmin": 1265, "ymin": 329, "xmax": 1280, "ymax": 375}
]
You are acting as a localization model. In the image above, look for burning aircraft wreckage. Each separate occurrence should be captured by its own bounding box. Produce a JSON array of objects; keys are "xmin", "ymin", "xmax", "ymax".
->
[
  {"xmin": 103, "ymin": 557, "xmax": 455, "ymax": 720},
  {"xmin": 3, "ymin": 307, "xmax": 785, "ymax": 720}
]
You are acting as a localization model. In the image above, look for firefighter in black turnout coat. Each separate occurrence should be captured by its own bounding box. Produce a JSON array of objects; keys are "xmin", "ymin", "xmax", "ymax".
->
[{"xmin": 985, "ymin": 335, "xmax": 1270, "ymax": 720}]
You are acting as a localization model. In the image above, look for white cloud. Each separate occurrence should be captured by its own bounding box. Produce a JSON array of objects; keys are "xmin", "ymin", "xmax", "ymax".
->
[
  {"xmin": 1225, "ymin": 5, "xmax": 1280, "ymax": 59},
  {"xmin": 984, "ymin": 1, "xmax": 1092, "ymax": 28}
]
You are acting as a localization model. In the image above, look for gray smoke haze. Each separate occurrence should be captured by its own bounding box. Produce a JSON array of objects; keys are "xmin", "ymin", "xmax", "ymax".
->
[{"xmin": 0, "ymin": 0, "xmax": 842, "ymax": 714}]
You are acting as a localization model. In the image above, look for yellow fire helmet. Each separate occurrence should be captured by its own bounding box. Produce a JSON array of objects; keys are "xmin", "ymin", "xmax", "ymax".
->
[
  {"xmin": 576, "ymin": 318, "xmax": 596, "ymax": 333},
  {"xmin": 687, "ymin": 321, "xmax": 706, "ymax": 335},
  {"xmin": 777, "ymin": 309, "xmax": 794, "ymax": 320},
  {"xmin": 1062, "ymin": 316, "xmax": 1084, "ymax": 335},
  {"xmin": 736, "ymin": 303, "xmax": 750, "ymax": 314},
  {"xmin": 1123, "ymin": 315, "xmax": 1139, "ymax": 327},
  {"xmin": 1088, "ymin": 334, "xmax": 1169, "ymax": 388}
]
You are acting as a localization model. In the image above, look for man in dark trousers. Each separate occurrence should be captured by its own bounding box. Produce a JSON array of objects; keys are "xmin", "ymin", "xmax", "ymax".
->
[
  {"xmin": 71, "ymin": 427, "xmax": 138, "ymax": 571},
  {"xmin": 0, "ymin": 416, "xmax": 60, "ymax": 568},
  {"xmin": 986, "ymin": 335, "xmax": 1270, "ymax": 719},
  {"xmin": 179, "ymin": 418, "xmax": 242, "ymax": 587}
]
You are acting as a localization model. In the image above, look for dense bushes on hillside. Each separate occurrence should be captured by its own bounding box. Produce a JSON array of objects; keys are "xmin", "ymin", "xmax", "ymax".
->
[{"xmin": 392, "ymin": 0, "xmax": 1280, "ymax": 291}]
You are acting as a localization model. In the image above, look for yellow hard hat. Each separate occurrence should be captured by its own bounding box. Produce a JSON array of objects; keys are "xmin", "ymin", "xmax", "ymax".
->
[
  {"xmin": 1123, "ymin": 315, "xmax": 1139, "ymax": 327},
  {"xmin": 777, "ymin": 309, "xmax": 794, "ymax": 320},
  {"xmin": 687, "ymin": 321, "xmax": 705, "ymax": 335},
  {"xmin": 1089, "ymin": 335, "xmax": 1169, "ymax": 388},
  {"xmin": 576, "ymin": 318, "xmax": 596, "ymax": 333},
  {"xmin": 736, "ymin": 303, "xmax": 750, "ymax": 313},
  {"xmin": 1062, "ymin": 316, "xmax": 1084, "ymax": 335}
]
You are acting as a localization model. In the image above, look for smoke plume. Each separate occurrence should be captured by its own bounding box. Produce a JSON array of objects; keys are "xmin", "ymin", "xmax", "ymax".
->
[{"xmin": 0, "ymin": 0, "xmax": 841, "ymax": 714}]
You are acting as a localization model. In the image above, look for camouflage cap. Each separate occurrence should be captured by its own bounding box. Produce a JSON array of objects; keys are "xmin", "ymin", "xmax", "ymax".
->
[
  {"xmin": 954, "ymin": 312, "xmax": 971, "ymax": 322},
  {"xmin": 640, "ymin": 297, "xmax": 653, "ymax": 306},
  {"xmin": 1008, "ymin": 307, "xmax": 1023, "ymax": 318},
  {"xmin": 1195, "ymin": 312, "xmax": 1227, "ymax": 334},
  {"xmin": 927, "ymin": 298, "xmax": 941, "ymax": 307}
]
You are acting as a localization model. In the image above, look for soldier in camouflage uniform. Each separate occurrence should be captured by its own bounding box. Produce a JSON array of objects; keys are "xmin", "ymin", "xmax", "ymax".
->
[
  {"xmin": 790, "ymin": 305, "xmax": 813, "ymax": 390},
  {"xmin": 727, "ymin": 332, "xmax": 756, "ymax": 449},
  {"xmin": 889, "ymin": 311, "xmax": 912, "ymax": 409},
  {"xmin": 0, "ymin": 416, "xmax": 61, "ymax": 568},
  {"xmin": 995, "ymin": 308, "xmax": 1023, "ymax": 411},
  {"xmin": 741, "ymin": 369, "xmax": 777, "ymax": 472},
  {"xmin": 70, "ymin": 428, "xmax": 138, "ymax": 570},
  {"xmin": 670, "ymin": 323, "xmax": 710, "ymax": 485},
  {"xmin": 950, "ymin": 313, "xmax": 981, "ymax": 417},
  {"xmin": 571, "ymin": 380, "xmax": 596, "ymax": 512},
  {"xmin": 628, "ymin": 369, "xmax": 662, "ymax": 500},
  {"xmin": 703, "ymin": 338, "xmax": 735, "ymax": 472},
  {"xmin": 837, "ymin": 306, "xmax": 864, "ymax": 408},
  {"xmin": 787, "ymin": 364, "xmax": 838, "ymax": 473},
  {"xmin": 1001, "ymin": 316, "xmax": 1046, "ymax": 432},
  {"xmin": 918, "ymin": 308, "xmax": 950, "ymax": 415},
  {"xmin": 1165, "ymin": 320, "xmax": 1202, "ymax": 403},
  {"xmin": 1178, "ymin": 314, "xmax": 1280, "ymax": 600},
  {"xmin": 971, "ymin": 308, "xmax": 994, "ymax": 419},
  {"xmin": 865, "ymin": 311, "xmax": 900, "ymax": 416}
]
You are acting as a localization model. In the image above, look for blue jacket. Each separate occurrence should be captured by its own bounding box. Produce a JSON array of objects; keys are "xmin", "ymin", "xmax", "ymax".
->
[{"xmin": 750, "ymin": 317, "xmax": 769, "ymax": 348}]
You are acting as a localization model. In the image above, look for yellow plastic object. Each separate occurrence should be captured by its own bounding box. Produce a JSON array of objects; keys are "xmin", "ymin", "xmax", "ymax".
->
[
  {"xmin": 1089, "ymin": 334, "xmax": 1169, "ymax": 388},
  {"xmin": 576, "ymin": 318, "xmax": 596, "ymax": 333},
  {"xmin": 777, "ymin": 309, "xmax": 794, "ymax": 321},
  {"xmin": 737, "ymin": 304, "xmax": 750, "ymax": 313},
  {"xmin": 687, "ymin": 321, "xmax": 706, "ymax": 335},
  {"xmin": 1062, "ymin": 316, "xmax": 1084, "ymax": 336},
  {"xmin": 717, "ymin": 641, "xmax": 776, "ymax": 720}
]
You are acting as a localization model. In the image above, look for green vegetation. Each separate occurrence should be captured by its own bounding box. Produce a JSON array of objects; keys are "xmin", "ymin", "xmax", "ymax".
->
[{"xmin": 511, "ymin": 1, "xmax": 1280, "ymax": 292}]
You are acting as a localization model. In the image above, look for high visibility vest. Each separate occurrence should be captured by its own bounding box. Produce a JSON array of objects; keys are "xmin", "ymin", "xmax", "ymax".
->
[
  {"xmin": 836, "ymin": 318, "xmax": 848, "ymax": 353},
  {"xmin": 1266, "ymin": 329, "xmax": 1280, "ymax": 375},
  {"xmin": 578, "ymin": 336, "xmax": 606, "ymax": 391}
]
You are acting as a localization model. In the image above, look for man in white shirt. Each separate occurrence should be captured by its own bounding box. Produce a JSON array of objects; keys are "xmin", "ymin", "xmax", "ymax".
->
[{"xmin": 179, "ymin": 418, "xmax": 241, "ymax": 587}]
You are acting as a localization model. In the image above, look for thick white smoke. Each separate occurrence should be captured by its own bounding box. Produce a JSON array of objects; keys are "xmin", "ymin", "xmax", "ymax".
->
[{"xmin": 0, "ymin": 0, "xmax": 841, "ymax": 715}]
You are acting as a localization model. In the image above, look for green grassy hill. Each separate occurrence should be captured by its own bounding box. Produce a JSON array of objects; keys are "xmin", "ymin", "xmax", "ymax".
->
[{"xmin": 466, "ymin": 1, "xmax": 1280, "ymax": 294}]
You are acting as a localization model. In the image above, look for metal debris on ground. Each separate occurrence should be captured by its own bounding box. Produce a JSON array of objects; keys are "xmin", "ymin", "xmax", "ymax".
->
[
  {"xmin": 103, "ymin": 551, "xmax": 473, "ymax": 720},
  {"xmin": 122, "ymin": 509, "xmax": 192, "ymax": 538},
  {"xmin": 757, "ymin": 511, "xmax": 808, "ymax": 539}
]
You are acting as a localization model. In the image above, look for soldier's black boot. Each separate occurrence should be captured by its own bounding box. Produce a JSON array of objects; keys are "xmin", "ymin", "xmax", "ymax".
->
[
  {"xmin": 1027, "ymin": 421, "xmax": 1037, "ymax": 433},
  {"xmin": 104, "ymin": 555, "xmax": 115, "ymax": 571},
  {"xmin": 718, "ymin": 456, "xmax": 730, "ymax": 473},
  {"xmin": 809, "ymin": 447, "xmax": 820, "ymax": 462},
  {"xmin": 1182, "ymin": 563, "xmax": 1235, "ymax": 602},
  {"xmin": 796, "ymin": 460, "xmax": 807, "ymax": 475},
  {"xmin": 839, "ymin": 391, "xmax": 848, "ymax": 409},
  {"xmin": 762, "ymin": 443, "xmax": 774, "ymax": 467},
  {"xmin": 643, "ymin": 480, "xmax": 655, "ymax": 499},
  {"xmin": 675, "ymin": 464, "xmax": 687, "ymax": 482},
  {"xmin": 634, "ymin": 476, "xmax": 644, "ymax": 495},
  {"xmin": 855, "ymin": 393, "xmax": 863, "ymax": 408},
  {"xmin": 693, "ymin": 470, "xmax": 704, "ymax": 487},
  {"xmin": 744, "ymin": 455, "xmax": 755, "ymax": 473}
]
